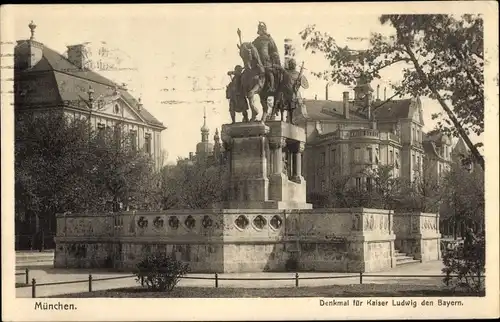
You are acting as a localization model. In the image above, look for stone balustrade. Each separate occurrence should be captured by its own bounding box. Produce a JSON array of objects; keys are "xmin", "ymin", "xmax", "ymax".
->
[{"xmin": 54, "ymin": 208, "xmax": 398, "ymax": 273}]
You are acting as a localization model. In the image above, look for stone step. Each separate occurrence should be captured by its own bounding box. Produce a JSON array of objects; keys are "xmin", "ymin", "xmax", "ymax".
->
[
  {"xmin": 395, "ymin": 257, "xmax": 420, "ymax": 266},
  {"xmin": 16, "ymin": 251, "xmax": 54, "ymax": 261},
  {"xmin": 16, "ymin": 255, "xmax": 54, "ymax": 262}
]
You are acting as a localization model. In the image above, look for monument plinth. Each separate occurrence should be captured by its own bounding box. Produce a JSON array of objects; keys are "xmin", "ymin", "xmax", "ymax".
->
[{"xmin": 222, "ymin": 121, "xmax": 311, "ymax": 210}]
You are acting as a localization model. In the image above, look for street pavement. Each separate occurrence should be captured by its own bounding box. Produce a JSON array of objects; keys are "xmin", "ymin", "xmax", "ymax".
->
[{"xmin": 15, "ymin": 261, "xmax": 445, "ymax": 298}]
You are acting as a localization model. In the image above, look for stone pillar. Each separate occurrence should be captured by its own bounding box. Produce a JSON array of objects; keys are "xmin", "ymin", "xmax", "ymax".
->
[
  {"xmin": 269, "ymin": 137, "xmax": 288, "ymax": 202},
  {"xmin": 293, "ymin": 142, "xmax": 305, "ymax": 183},
  {"xmin": 269, "ymin": 137, "xmax": 286, "ymax": 175}
]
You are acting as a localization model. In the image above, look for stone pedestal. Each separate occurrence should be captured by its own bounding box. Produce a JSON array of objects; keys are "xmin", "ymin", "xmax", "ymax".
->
[
  {"xmin": 222, "ymin": 121, "xmax": 311, "ymax": 210},
  {"xmin": 393, "ymin": 212, "xmax": 441, "ymax": 262}
]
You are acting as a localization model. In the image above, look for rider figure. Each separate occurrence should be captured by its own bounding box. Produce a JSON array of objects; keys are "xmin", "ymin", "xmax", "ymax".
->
[
  {"xmin": 226, "ymin": 65, "xmax": 249, "ymax": 123},
  {"xmin": 252, "ymin": 22, "xmax": 281, "ymax": 92}
]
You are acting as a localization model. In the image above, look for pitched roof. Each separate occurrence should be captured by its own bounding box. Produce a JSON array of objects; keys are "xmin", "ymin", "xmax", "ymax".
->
[
  {"xmin": 423, "ymin": 140, "xmax": 441, "ymax": 159},
  {"xmin": 372, "ymin": 99, "xmax": 412, "ymax": 120},
  {"xmin": 303, "ymin": 99, "xmax": 367, "ymax": 121},
  {"xmin": 15, "ymin": 42, "xmax": 165, "ymax": 129}
]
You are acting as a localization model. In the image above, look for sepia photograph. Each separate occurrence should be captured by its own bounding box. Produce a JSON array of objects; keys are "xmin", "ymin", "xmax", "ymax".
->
[{"xmin": 1, "ymin": 2, "xmax": 498, "ymax": 321}]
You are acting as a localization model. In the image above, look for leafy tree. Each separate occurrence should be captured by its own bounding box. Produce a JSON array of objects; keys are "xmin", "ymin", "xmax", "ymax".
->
[
  {"xmin": 440, "ymin": 160, "xmax": 485, "ymax": 238},
  {"xmin": 15, "ymin": 113, "xmax": 158, "ymax": 249},
  {"xmin": 300, "ymin": 14, "xmax": 484, "ymax": 170},
  {"xmin": 307, "ymin": 165, "xmax": 401, "ymax": 209},
  {"xmin": 158, "ymin": 160, "xmax": 229, "ymax": 210},
  {"xmin": 394, "ymin": 160, "xmax": 443, "ymax": 213},
  {"xmin": 15, "ymin": 113, "xmax": 98, "ymax": 249},
  {"xmin": 442, "ymin": 233, "xmax": 485, "ymax": 294}
]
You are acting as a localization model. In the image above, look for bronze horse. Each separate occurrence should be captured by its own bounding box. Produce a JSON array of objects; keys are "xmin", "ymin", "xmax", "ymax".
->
[{"xmin": 238, "ymin": 42, "xmax": 295, "ymax": 123}]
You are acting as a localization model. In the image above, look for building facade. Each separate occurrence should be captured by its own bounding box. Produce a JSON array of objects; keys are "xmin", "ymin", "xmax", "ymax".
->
[
  {"xmin": 301, "ymin": 77, "xmax": 440, "ymax": 196},
  {"xmin": 14, "ymin": 22, "xmax": 166, "ymax": 171}
]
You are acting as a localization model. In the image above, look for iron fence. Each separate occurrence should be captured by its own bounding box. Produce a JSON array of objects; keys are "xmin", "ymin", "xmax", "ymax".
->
[{"xmin": 16, "ymin": 268, "xmax": 483, "ymax": 298}]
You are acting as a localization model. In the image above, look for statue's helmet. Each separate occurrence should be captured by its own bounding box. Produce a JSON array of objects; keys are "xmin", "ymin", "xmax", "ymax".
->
[{"xmin": 257, "ymin": 21, "xmax": 267, "ymax": 34}]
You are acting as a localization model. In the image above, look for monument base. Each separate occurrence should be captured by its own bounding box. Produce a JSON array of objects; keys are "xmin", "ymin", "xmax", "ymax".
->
[{"xmin": 54, "ymin": 208, "xmax": 402, "ymax": 274}]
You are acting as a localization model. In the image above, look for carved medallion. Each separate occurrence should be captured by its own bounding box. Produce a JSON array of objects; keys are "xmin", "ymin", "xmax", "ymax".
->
[
  {"xmin": 168, "ymin": 216, "xmax": 179, "ymax": 229},
  {"xmin": 137, "ymin": 216, "xmax": 148, "ymax": 229},
  {"xmin": 270, "ymin": 215, "xmax": 283, "ymax": 229},
  {"xmin": 153, "ymin": 216, "xmax": 164, "ymax": 229},
  {"xmin": 184, "ymin": 215, "xmax": 196, "ymax": 230},
  {"xmin": 253, "ymin": 215, "xmax": 267, "ymax": 230},
  {"xmin": 202, "ymin": 215, "xmax": 213, "ymax": 229},
  {"xmin": 235, "ymin": 215, "xmax": 249, "ymax": 230}
]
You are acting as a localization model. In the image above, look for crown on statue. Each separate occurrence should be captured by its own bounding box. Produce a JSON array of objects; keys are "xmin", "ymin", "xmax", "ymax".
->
[{"xmin": 258, "ymin": 21, "xmax": 267, "ymax": 32}]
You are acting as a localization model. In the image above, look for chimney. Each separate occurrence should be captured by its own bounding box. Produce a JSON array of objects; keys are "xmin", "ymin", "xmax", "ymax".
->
[
  {"xmin": 315, "ymin": 94, "xmax": 318, "ymax": 100},
  {"xmin": 14, "ymin": 21, "xmax": 44, "ymax": 70},
  {"xmin": 343, "ymin": 91, "xmax": 350, "ymax": 119},
  {"xmin": 189, "ymin": 152, "xmax": 194, "ymax": 160},
  {"xmin": 137, "ymin": 97, "xmax": 143, "ymax": 112},
  {"xmin": 384, "ymin": 87, "xmax": 387, "ymax": 100},
  {"xmin": 325, "ymin": 83, "xmax": 329, "ymax": 100},
  {"xmin": 67, "ymin": 43, "xmax": 91, "ymax": 70},
  {"xmin": 377, "ymin": 85, "xmax": 380, "ymax": 100}
]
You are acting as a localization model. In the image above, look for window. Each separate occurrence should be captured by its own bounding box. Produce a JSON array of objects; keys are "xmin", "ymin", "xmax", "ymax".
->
[
  {"xmin": 130, "ymin": 130, "xmax": 137, "ymax": 151},
  {"xmin": 321, "ymin": 180, "xmax": 326, "ymax": 192},
  {"xmin": 114, "ymin": 125, "xmax": 122, "ymax": 149},
  {"xmin": 395, "ymin": 152, "xmax": 400, "ymax": 169},
  {"xmin": 355, "ymin": 178, "xmax": 362, "ymax": 190},
  {"xmin": 354, "ymin": 147, "xmax": 361, "ymax": 163},
  {"xmin": 320, "ymin": 152, "xmax": 326, "ymax": 166},
  {"xmin": 366, "ymin": 147, "xmax": 372, "ymax": 163},
  {"xmin": 375, "ymin": 148, "xmax": 379, "ymax": 164},
  {"xmin": 366, "ymin": 177, "xmax": 373, "ymax": 192},
  {"xmin": 412, "ymin": 154, "xmax": 416, "ymax": 169},
  {"xmin": 417, "ymin": 156, "xmax": 420, "ymax": 170},
  {"xmin": 144, "ymin": 133, "xmax": 152, "ymax": 155},
  {"xmin": 331, "ymin": 149, "xmax": 337, "ymax": 165},
  {"xmin": 389, "ymin": 150, "xmax": 394, "ymax": 164}
]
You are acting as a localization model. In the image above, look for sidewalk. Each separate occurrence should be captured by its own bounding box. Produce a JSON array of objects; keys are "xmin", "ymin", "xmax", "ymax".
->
[{"xmin": 16, "ymin": 261, "xmax": 445, "ymax": 298}]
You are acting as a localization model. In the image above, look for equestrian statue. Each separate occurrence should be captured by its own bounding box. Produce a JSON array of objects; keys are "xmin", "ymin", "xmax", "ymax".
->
[{"xmin": 226, "ymin": 22, "xmax": 308, "ymax": 124}]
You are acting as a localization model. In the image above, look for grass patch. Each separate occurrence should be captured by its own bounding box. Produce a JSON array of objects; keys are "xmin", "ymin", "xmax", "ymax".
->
[{"xmin": 54, "ymin": 284, "xmax": 485, "ymax": 298}]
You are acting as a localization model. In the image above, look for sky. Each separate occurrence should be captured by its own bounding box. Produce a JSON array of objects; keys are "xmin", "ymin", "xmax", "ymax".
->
[{"xmin": 4, "ymin": 4, "xmax": 487, "ymax": 163}]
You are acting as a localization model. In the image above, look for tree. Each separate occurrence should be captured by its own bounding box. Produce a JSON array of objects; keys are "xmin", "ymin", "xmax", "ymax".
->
[
  {"xmin": 440, "ymin": 160, "xmax": 485, "ymax": 238},
  {"xmin": 394, "ymin": 160, "xmax": 443, "ymax": 213},
  {"xmin": 89, "ymin": 124, "xmax": 157, "ymax": 212},
  {"xmin": 15, "ymin": 113, "xmax": 158, "ymax": 249},
  {"xmin": 15, "ymin": 113, "xmax": 99, "ymax": 249},
  {"xmin": 307, "ymin": 165, "xmax": 401, "ymax": 209},
  {"xmin": 300, "ymin": 14, "xmax": 484, "ymax": 170},
  {"xmin": 158, "ymin": 160, "xmax": 229, "ymax": 210}
]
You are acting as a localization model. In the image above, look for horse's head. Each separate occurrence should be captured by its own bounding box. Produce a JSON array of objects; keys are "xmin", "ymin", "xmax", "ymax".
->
[{"xmin": 239, "ymin": 42, "xmax": 259, "ymax": 70}]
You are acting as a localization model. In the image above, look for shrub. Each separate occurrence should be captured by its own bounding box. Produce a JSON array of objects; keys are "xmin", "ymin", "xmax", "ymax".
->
[
  {"xmin": 442, "ymin": 234, "xmax": 485, "ymax": 293},
  {"xmin": 135, "ymin": 253, "xmax": 189, "ymax": 292}
]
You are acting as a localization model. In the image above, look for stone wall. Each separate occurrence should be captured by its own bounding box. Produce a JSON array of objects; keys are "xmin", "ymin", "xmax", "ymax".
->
[
  {"xmin": 393, "ymin": 212, "xmax": 441, "ymax": 261},
  {"xmin": 55, "ymin": 208, "xmax": 398, "ymax": 273}
]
